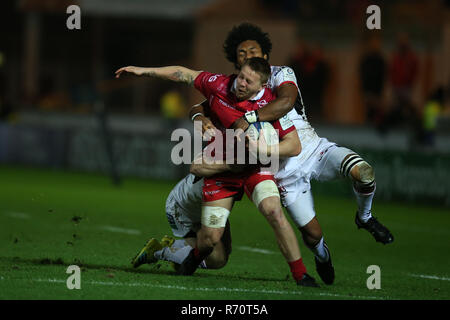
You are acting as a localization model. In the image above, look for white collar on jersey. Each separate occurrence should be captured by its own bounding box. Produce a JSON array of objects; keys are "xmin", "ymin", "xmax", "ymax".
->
[{"xmin": 232, "ymin": 78, "xmax": 265, "ymax": 101}]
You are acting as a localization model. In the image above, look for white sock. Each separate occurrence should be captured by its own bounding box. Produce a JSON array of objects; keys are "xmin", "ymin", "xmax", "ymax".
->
[
  {"xmin": 153, "ymin": 239, "xmax": 187, "ymax": 261},
  {"xmin": 154, "ymin": 239, "xmax": 208, "ymax": 268},
  {"xmin": 155, "ymin": 244, "xmax": 193, "ymax": 264},
  {"xmin": 353, "ymin": 187, "xmax": 375, "ymax": 222},
  {"xmin": 171, "ymin": 239, "xmax": 189, "ymax": 250},
  {"xmin": 313, "ymin": 237, "xmax": 329, "ymax": 263}
]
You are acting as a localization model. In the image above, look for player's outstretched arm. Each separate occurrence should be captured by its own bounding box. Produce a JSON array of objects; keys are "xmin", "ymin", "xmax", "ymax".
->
[
  {"xmin": 115, "ymin": 65, "xmax": 201, "ymax": 86},
  {"xmin": 232, "ymin": 83, "xmax": 298, "ymax": 131}
]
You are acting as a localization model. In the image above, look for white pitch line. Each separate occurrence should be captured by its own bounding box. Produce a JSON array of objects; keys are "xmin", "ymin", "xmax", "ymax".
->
[
  {"xmin": 26, "ymin": 278, "xmax": 383, "ymax": 300},
  {"xmin": 100, "ymin": 225, "xmax": 141, "ymax": 235},
  {"xmin": 237, "ymin": 246, "xmax": 277, "ymax": 255},
  {"xmin": 409, "ymin": 274, "xmax": 450, "ymax": 281},
  {"xmin": 4, "ymin": 212, "xmax": 31, "ymax": 219}
]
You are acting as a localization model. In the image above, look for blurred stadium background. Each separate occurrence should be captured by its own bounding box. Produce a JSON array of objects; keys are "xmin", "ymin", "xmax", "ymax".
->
[
  {"xmin": 1, "ymin": 0, "xmax": 449, "ymax": 205},
  {"xmin": 0, "ymin": 0, "xmax": 450, "ymax": 300}
]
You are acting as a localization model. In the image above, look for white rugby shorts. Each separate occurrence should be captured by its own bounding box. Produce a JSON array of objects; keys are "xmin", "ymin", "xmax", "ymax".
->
[
  {"xmin": 165, "ymin": 194, "xmax": 201, "ymax": 238},
  {"xmin": 278, "ymin": 137, "xmax": 356, "ymax": 227}
]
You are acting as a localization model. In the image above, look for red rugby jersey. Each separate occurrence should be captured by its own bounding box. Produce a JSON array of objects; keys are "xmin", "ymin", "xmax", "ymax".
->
[{"xmin": 194, "ymin": 71, "xmax": 294, "ymax": 138}]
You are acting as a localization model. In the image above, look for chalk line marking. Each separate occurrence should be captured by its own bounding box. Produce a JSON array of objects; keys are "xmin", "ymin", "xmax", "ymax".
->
[
  {"xmin": 409, "ymin": 274, "xmax": 450, "ymax": 281},
  {"xmin": 21, "ymin": 278, "xmax": 383, "ymax": 300},
  {"xmin": 4, "ymin": 212, "xmax": 31, "ymax": 219},
  {"xmin": 237, "ymin": 246, "xmax": 277, "ymax": 255},
  {"xmin": 100, "ymin": 225, "xmax": 141, "ymax": 235}
]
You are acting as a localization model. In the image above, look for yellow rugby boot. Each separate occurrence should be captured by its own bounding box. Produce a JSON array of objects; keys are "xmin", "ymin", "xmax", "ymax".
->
[{"xmin": 131, "ymin": 238, "xmax": 162, "ymax": 268}]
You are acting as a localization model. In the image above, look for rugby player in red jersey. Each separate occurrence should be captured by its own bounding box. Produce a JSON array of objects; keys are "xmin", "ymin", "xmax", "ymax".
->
[{"xmin": 116, "ymin": 57, "xmax": 319, "ymax": 287}]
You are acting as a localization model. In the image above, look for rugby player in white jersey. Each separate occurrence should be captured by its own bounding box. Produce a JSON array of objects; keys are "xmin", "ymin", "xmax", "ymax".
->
[{"xmin": 130, "ymin": 23, "xmax": 393, "ymax": 285}]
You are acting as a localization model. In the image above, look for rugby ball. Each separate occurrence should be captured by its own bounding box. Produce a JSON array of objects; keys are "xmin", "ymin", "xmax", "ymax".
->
[{"xmin": 246, "ymin": 121, "xmax": 279, "ymax": 146}]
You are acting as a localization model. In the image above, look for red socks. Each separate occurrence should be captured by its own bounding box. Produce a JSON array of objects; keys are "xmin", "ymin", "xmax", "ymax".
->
[
  {"xmin": 193, "ymin": 246, "xmax": 212, "ymax": 263},
  {"xmin": 193, "ymin": 247, "xmax": 202, "ymax": 260},
  {"xmin": 288, "ymin": 258, "xmax": 307, "ymax": 281}
]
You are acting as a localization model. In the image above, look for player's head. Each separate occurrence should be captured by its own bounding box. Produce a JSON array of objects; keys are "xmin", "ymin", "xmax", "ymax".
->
[
  {"xmin": 223, "ymin": 23, "xmax": 272, "ymax": 69},
  {"xmin": 235, "ymin": 57, "xmax": 271, "ymax": 101}
]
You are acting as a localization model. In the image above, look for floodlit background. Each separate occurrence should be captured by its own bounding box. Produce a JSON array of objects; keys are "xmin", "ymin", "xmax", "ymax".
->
[
  {"xmin": 0, "ymin": 0, "xmax": 449, "ymax": 301},
  {"xmin": 1, "ymin": 0, "xmax": 449, "ymax": 206}
]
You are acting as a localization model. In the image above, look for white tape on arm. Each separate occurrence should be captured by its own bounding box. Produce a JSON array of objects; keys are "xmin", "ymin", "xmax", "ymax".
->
[
  {"xmin": 244, "ymin": 110, "xmax": 259, "ymax": 124},
  {"xmin": 191, "ymin": 112, "xmax": 204, "ymax": 122}
]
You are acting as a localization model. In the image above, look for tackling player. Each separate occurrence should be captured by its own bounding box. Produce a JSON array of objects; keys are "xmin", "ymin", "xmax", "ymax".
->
[{"xmin": 132, "ymin": 23, "xmax": 394, "ymax": 286}]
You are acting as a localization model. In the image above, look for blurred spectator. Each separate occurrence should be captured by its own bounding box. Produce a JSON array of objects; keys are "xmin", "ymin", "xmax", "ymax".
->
[
  {"xmin": 380, "ymin": 32, "xmax": 419, "ymax": 132},
  {"xmin": 359, "ymin": 34, "xmax": 387, "ymax": 128},
  {"xmin": 160, "ymin": 90, "xmax": 186, "ymax": 119},
  {"xmin": 420, "ymin": 87, "xmax": 444, "ymax": 146},
  {"xmin": 37, "ymin": 75, "xmax": 71, "ymax": 111},
  {"xmin": 160, "ymin": 89, "xmax": 186, "ymax": 131},
  {"xmin": 0, "ymin": 51, "xmax": 14, "ymax": 122},
  {"xmin": 288, "ymin": 41, "xmax": 329, "ymax": 121}
]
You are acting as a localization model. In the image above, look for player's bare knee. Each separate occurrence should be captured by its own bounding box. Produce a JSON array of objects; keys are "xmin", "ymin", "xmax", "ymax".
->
[
  {"xmin": 269, "ymin": 210, "xmax": 288, "ymax": 230},
  {"xmin": 204, "ymin": 241, "xmax": 229, "ymax": 269},
  {"xmin": 259, "ymin": 201, "xmax": 283, "ymax": 224},
  {"xmin": 301, "ymin": 218, "xmax": 323, "ymax": 239},
  {"xmin": 258, "ymin": 195, "xmax": 280, "ymax": 213},
  {"xmin": 198, "ymin": 229, "xmax": 221, "ymax": 249},
  {"xmin": 300, "ymin": 218, "xmax": 323, "ymax": 248},
  {"xmin": 199, "ymin": 235, "xmax": 216, "ymax": 249},
  {"xmin": 301, "ymin": 231, "xmax": 321, "ymax": 249},
  {"xmin": 205, "ymin": 254, "xmax": 228, "ymax": 269}
]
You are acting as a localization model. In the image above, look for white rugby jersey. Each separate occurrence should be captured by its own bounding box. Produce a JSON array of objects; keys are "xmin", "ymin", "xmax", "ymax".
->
[
  {"xmin": 268, "ymin": 66, "xmax": 311, "ymax": 130},
  {"xmin": 268, "ymin": 66, "xmax": 322, "ymax": 182}
]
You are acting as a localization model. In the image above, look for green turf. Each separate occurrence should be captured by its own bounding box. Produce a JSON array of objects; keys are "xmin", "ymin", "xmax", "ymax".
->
[{"xmin": 0, "ymin": 165, "xmax": 449, "ymax": 300}]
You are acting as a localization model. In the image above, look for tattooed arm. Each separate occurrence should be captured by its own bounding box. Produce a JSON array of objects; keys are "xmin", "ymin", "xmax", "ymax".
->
[{"xmin": 115, "ymin": 65, "xmax": 201, "ymax": 86}]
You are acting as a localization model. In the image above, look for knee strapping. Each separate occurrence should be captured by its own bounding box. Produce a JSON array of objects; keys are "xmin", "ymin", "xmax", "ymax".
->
[
  {"xmin": 358, "ymin": 162, "xmax": 375, "ymax": 185},
  {"xmin": 252, "ymin": 180, "xmax": 280, "ymax": 208},
  {"xmin": 340, "ymin": 154, "xmax": 364, "ymax": 178},
  {"xmin": 353, "ymin": 162, "xmax": 375, "ymax": 192},
  {"xmin": 341, "ymin": 155, "xmax": 375, "ymax": 190}
]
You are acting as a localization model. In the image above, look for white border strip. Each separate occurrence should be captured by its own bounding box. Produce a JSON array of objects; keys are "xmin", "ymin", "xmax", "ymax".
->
[{"xmin": 100, "ymin": 225, "xmax": 142, "ymax": 235}]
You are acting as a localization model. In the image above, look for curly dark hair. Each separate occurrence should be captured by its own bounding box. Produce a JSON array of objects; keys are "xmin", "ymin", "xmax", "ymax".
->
[{"xmin": 223, "ymin": 23, "xmax": 272, "ymax": 69}]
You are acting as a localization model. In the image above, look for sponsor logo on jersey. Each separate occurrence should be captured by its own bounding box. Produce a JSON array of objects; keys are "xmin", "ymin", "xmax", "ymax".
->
[
  {"xmin": 279, "ymin": 115, "xmax": 294, "ymax": 130},
  {"xmin": 257, "ymin": 99, "xmax": 268, "ymax": 108},
  {"xmin": 217, "ymin": 98, "xmax": 236, "ymax": 110},
  {"xmin": 208, "ymin": 75, "xmax": 218, "ymax": 82},
  {"xmin": 204, "ymin": 190, "xmax": 220, "ymax": 196},
  {"xmin": 282, "ymin": 67, "xmax": 296, "ymax": 82},
  {"xmin": 318, "ymin": 146, "xmax": 332, "ymax": 162}
]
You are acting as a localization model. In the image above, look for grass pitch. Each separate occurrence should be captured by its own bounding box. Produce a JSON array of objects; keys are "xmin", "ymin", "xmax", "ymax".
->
[{"xmin": 0, "ymin": 165, "xmax": 449, "ymax": 300}]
